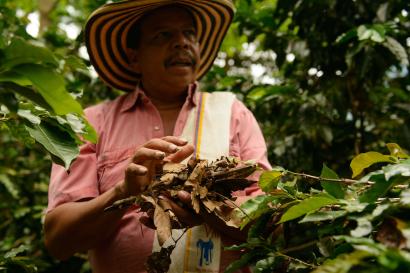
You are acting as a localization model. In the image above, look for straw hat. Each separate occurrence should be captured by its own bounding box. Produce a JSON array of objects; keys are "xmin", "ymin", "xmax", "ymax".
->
[{"xmin": 84, "ymin": 0, "xmax": 235, "ymax": 92}]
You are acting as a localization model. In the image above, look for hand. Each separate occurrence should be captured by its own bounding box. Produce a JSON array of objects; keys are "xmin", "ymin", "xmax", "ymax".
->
[
  {"xmin": 118, "ymin": 136, "xmax": 194, "ymax": 198},
  {"xmin": 139, "ymin": 191, "xmax": 203, "ymax": 229}
]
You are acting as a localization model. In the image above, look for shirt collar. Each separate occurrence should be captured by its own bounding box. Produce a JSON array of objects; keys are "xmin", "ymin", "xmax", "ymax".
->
[{"xmin": 120, "ymin": 82, "xmax": 200, "ymax": 112}]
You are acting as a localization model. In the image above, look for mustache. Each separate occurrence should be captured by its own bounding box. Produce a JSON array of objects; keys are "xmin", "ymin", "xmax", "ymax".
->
[{"xmin": 164, "ymin": 50, "xmax": 197, "ymax": 67}]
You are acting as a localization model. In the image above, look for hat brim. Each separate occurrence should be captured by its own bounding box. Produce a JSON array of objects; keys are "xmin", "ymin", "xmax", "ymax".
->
[{"xmin": 85, "ymin": 0, "xmax": 234, "ymax": 92}]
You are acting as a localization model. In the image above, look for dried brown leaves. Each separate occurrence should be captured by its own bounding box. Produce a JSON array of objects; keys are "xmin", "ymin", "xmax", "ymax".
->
[{"xmin": 105, "ymin": 156, "xmax": 257, "ymax": 273}]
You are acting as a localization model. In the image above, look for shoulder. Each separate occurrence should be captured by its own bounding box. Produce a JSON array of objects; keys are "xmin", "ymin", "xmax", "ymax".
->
[{"xmin": 83, "ymin": 93, "xmax": 131, "ymax": 131}]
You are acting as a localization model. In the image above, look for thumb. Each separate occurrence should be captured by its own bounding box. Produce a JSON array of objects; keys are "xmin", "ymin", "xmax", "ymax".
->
[{"xmin": 166, "ymin": 144, "xmax": 194, "ymax": 163}]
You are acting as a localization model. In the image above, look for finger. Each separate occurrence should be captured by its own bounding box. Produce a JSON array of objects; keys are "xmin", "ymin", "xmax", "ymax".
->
[
  {"xmin": 132, "ymin": 147, "xmax": 166, "ymax": 164},
  {"xmin": 161, "ymin": 136, "xmax": 189, "ymax": 146},
  {"xmin": 160, "ymin": 195, "xmax": 202, "ymax": 227},
  {"xmin": 125, "ymin": 163, "xmax": 148, "ymax": 181},
  {"xmin": 144, "ymin": 138, "xmax": 186, "ymax": 154},
  {"xmin": 176, "ymin": 190, "xmax": 192, "ymax": 205},
  {"xmin": 166, "ymin": 144, "xmax": 194, "ymax": 163},
  {"xmin": 139, "ymin": 215, "xmax": 156, "ymax": 229}
]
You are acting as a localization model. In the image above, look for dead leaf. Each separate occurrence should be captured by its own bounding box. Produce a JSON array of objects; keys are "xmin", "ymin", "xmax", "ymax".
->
[
  {"xmin": 153, "ymin": 204, "xmax": 172, "ymax": 246},
  {"xmin": 163, "ymin": 162, "xmax": 186, "ymax": 173},
  {"xmin": 375, "ymin": 218, "xmax": 406, "ymax": 249}
]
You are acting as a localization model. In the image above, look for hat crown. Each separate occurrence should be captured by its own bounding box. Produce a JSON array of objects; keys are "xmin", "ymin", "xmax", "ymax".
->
[{"xmin": 85, "ymin": 0, "xmax": 235, "ymax": 92}]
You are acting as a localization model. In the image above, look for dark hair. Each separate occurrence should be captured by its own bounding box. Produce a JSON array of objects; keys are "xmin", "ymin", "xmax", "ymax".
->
[{"xmin": 126, "ymin": 4, "xmax": 197, "ymax": 50}]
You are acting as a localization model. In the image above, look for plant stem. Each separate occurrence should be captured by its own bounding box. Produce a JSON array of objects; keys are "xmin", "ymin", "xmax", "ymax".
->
[
  {"xmin": 281, "ymin": 240, "xmax": 319, "ymax": 254},
  {"xmin": 276, "ymin": 252, "xmax": 316, "ymax": 268},
  {"xmin": 286, "ymin": 171, "xmax": 374, "ymax": 185}
]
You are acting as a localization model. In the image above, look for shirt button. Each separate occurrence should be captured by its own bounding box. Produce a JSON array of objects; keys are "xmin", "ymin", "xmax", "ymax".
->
[{"xmin": 154, "ymin": 126, "xmax": 160, "ymax": 131}]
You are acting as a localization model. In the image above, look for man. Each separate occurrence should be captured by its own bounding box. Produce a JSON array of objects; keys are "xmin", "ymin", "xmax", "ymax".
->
[{"xmin": 44, "ymin": 1, "xmax": 271, "ymax": 272}]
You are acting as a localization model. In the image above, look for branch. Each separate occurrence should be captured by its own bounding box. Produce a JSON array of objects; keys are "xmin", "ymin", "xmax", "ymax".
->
[{"xmin": 286, "ymin": 171, "xmax": 374, "ymax": 185}]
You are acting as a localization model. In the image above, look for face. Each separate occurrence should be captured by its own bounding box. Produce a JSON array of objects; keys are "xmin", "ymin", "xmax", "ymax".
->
[{"xmin": 128, "ymin": 6, "xmax": 200, "ymax": 99}]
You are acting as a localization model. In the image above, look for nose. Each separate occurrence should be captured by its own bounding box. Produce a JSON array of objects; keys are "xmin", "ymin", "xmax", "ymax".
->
[{"xmin": 172, "ymin": 31, "xmax": 189, "ymax": 49}]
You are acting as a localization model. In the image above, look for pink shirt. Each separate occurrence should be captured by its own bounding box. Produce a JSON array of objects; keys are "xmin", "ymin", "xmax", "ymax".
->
[{"xmin": 47, "ymin": 84, "xmax": 271, "ymax": 273}]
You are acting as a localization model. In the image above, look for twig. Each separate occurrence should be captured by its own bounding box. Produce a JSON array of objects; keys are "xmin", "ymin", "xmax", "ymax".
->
[
  {"xmin": 281, "ymin": 240, "xmax": 319, "ymax": 254},
  {"xmin": 172, "ymin": 228, "xmax": 188, "ymax": 244},
  {"xmin": 276, "ymin": 252, "xmax": 316, "ymax": 268},
  {"xmin": 286, "ymin": 171, "xmax": 374, "ymax": 185},
  {"xmin": 214, "ymin": 192, "xmax": 251, "ymax": 220}
]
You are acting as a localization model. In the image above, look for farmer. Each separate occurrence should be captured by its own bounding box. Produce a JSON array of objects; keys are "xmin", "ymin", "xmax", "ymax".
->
[{"xmin": 44, "ymin": 0, "xmax": 271, "ymax": 272}]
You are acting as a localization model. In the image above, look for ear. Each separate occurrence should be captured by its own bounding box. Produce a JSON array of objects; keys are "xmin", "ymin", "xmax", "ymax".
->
[{"xmin": 126, "ymin": 48, "xmax": 141, "ymax": 73}]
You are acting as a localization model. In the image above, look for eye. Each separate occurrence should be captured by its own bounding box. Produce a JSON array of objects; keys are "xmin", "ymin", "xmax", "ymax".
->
[
  {"xmin": 184, "ymin": 29, "xmax": 197, "ymax": 41},
  {"xmin": 154, "ymin": 31, "xmax": 172, "ymax": 40}
]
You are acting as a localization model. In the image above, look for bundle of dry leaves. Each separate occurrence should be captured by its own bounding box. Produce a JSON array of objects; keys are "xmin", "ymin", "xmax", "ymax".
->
[{"xmin": 105, "ymin": 156, "xmax": 258, "ymax": 272}]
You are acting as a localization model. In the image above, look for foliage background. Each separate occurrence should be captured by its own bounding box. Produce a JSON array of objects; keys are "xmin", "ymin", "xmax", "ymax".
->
[{"xmin": 0, "ymin": 0, "xmax": 409, "ymax": 272}]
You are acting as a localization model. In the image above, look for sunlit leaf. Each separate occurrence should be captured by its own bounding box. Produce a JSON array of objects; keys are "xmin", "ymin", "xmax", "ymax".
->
[
  {"xmin": 279, "ymin": 194, "xmax": 338, "ymax": 223},
  {"xmin": 386, "ymin": 143, "xmax": 409, "ymax": 159},
  {"xmin": 320, "ymin": 164, "xmax": 345, "ymax": 199},
  {"xmin": 25, "ymin": 120, "xmax": 79, "ymax": 169},
  {"xmin": 4, "ymin": 245, "xmax": 29, "ymax": 259},
  {"xmin": 382, "ymin": 36, "xmax": 409, "ymax": 66},
  {"xmin": 0, "ymin": 173, "xmax": 19, "ymax": 199},
  {"xmin": 311, "ymin": 250, "xmax": 372, "ymax": 273},
  {"xmin": 1, "ymin": 37, "xmax": 58, "ymax": 70},
  {"xmin": 350, "ymin": 152, "xmax": 397, "ymax": 178},
  {"xmin": 299, "ymin": 210, "xmax": 346, "ymax": 223},
  {"xmin": 17, "ymin": 109, "xmax": 40, "ymax": 125},
  {"xmin": 258, "ymin": 169, "xmax": 283, "ymax": 193},
  {"xmin": 351, "ymin": 217, "xmax": 372, "ymax": 237},
  {"xmin": 254, "ymin": 256, "xmax": 276, "ymax": 273},
  {"xmin": 357, "ymin": 24, "xmax": 386, "ymax": 43},
  {"xmin": 12, "ymin": 64, "xmax": 83, "ymax": 115},
  {"xmin": 383, "ymin": 161, "xmax": 410, "ymax": 181}
]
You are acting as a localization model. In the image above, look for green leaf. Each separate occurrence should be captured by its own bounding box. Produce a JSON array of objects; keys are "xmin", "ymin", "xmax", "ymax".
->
[
  {"xmin": 224, "ymin": 251, "xmax": 259, "ymax": 273},
  {"xmin": 320, "ymin": 164, "xmax": 345, "ymax": 199},
  {"xmin": 335, "ymin": 28, "xmax": 358, "ymax": 44},
  {"xmin": 254, "ymin": 256, "xmax": 276, "ymax": 273},
  {"xmin": 17, "ymin": 109, "xmax": 41, "ymax": 125},
  {"xmin": 350, "ymin": 152, "xmax": 397, "ymax": 178},
  {"xmin": 258, "ymin": 169, "xmax": 283, "ymax": 193},
  {"xmin": 240, "ymin": 195, "xmax": 279, "ymax": 228},
  {"xmin": 359, "ymin": 173, "xmax": 392, "ymax": 203},
  {"xmin": 1, "ymin": 37, "xmax": 58, "ymax": 70},
  {"xmin": 25, "ymin": 120, "xmax": 79, "ymax": 169},
  {"xmin": 386, "ymin": 143, "xmax": 409, "ymax": 159},
  {"xmin": 4, "ymin": 245, "xmax": 29, "ymax": 259},
  {"xmin": 12, "ymin": 64, "xmax": 83, "ymax": 115},
  {"xmin": 311, "ymin": 250, "xmax": 372, "ymax": 273},
  {"xmin": 350, "ymin": 217, "xmax": 372, "ymax": 237},
  {"xmin": 0, "ymin": 173, "xmax": 19, "ymax": 199},
  {"xmin": 0, "ymin": 81, "xmax": 53, "ymax": 111},
  {"xmin": 65, "ymin": 114, "xmax": 98, "ymax": 143},
  {"xmin": 383, "ymin": 161, "xmax": 410, "ymax": 181},
  {"xmin": 382, "ymin": 36, "xmax": 409, "ymax": 66},
  {"xmin": 279, "ymin": 194, "xmax": 338, "ymax": 223},
  {"xmin": 248, "ymin": 213, "xmax": 271, "ymax": 239},
  {"xmin": 299, "ymin": 210, "xmax": 346, "ymax": 223},
  {"xmin": 357, "ymin": 24, "xmax": 386, "ymax": 43}
]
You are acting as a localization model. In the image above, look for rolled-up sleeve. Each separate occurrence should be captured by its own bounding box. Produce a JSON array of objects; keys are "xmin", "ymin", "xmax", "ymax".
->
[{"xmin": 46, "ymin": 105, "xmax": 102, "ymax": 213}]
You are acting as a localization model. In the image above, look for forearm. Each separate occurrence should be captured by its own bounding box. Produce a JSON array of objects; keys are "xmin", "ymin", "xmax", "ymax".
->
[{"xmin": 44, "ymin": 183, "xmax": 127, "ymax": 260}]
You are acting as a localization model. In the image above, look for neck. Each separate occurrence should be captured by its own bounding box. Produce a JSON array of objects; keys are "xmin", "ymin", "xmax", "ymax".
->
[{"xmin": 140, "ymin": 82, "xmax": 192, "ymax": 110}]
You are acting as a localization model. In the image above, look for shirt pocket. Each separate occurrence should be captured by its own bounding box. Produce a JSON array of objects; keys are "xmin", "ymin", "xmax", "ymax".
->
[{"xmin": 97, "ymin": 146, "xmax": 136, "ymax": 193}]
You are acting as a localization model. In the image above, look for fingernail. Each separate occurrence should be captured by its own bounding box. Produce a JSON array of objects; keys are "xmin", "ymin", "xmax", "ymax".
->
[
  {"xmin": 169, "ymin": 144, "xmax": 179, "ymax": 152},
  {"xmin": 180, "ymin": 137, "xmax": 188, "ymax": 143},
  {"xmin": 139, "ymin": 166, "xmax": 148, "ymax": 174},
  {"xmin": 156, "ymin": 152, "xmax": 165, "ymax": 159}
]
